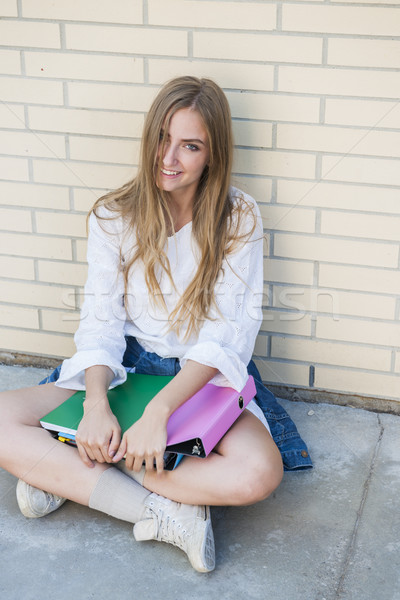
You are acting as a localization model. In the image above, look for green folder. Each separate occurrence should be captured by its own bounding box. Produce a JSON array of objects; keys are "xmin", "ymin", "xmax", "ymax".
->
[{"xmin": 40, "ymin": 373, "xmax": 174, "ymax": 437}]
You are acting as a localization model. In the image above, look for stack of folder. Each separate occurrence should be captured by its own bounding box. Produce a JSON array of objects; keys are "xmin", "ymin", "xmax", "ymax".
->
[{"xmin": 40, "ymin": 373, "xmax": 256, "ymax": 470}]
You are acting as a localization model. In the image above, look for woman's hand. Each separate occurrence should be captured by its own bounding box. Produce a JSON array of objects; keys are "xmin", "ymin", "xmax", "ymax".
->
[
  {"xmin": 75, "ymin": 397, "xmax": 121, "ymax": 468},
  {"xmin": 112, "ymin": 408, "xmax": 168, "ymax": 474}
]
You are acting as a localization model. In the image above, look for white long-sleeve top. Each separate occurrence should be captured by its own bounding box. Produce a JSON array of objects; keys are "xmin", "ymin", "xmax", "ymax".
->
[{"xmin": 55, "ymin": 188, "xmax": 264, "ymax": 393}]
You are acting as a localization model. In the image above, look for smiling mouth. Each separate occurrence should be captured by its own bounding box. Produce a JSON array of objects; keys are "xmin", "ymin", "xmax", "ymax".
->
[{"xmin": 161, "ymin": 168, "xmax": 181, "ymax": 176}]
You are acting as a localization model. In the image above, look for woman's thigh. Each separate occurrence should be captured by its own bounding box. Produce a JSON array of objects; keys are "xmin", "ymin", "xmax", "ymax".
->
[
  {"xmin": 0, "ymin": 383, "xmax": 76, "ymax": 427},
  {"xmin": 211, "ymin": 410, "xmax": 283, "ymax": 503},
  {"xmin": 215, "ymin": 408, "xmax": 277, "ymax": 460}
]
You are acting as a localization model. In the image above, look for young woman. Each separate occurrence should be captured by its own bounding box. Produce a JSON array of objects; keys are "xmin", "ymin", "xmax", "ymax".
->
[{"xmin": 0, "ymin": 77, "xmax": 286, "ymax": 573}]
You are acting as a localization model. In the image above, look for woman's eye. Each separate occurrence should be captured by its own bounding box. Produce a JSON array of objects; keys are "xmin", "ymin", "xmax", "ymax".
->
[{"xmin": 185, "ymin": 143, "xmax": 199, "ymax": 151}]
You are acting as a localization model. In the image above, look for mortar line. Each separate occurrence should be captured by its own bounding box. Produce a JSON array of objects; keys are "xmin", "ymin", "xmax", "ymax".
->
[{"xmin": 334, "ymin": 415, "xmax": 384, "ymax": 599}]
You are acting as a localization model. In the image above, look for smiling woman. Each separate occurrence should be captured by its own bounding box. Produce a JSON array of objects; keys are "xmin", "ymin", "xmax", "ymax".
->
[
  {"xmin": 156, "ymin": 107, "xmax": 210, "ymax": 227},
  {"xmin": 0, "ymin": 76, "xmax": 311, "ymax": 575}
]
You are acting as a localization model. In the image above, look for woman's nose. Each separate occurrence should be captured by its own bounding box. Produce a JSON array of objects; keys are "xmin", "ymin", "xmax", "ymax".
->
[{"xmin": 163, "ymin": 142, "xmax": 178, "ymax": 166}]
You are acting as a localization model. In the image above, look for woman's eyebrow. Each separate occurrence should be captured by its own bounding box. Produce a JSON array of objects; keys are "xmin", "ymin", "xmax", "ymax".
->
[
  {"xmin": 182, "ymin": 138, "xmax": 206, "ymax": 145},
  {"xmin": 160, "ymin": 129, "xmax": 206, "ymax": 146}
]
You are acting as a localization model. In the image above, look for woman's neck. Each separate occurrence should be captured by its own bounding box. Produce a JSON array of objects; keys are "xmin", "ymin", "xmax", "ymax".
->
[{"xmin": 167, "ymin": 192, "xmax": 194, "ymax": 233}]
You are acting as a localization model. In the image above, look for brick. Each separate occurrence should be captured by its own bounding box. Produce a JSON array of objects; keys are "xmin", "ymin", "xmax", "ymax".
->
[
  {"xmin": 227, "ymin": 91, "xmax": 320, "ymax": 123},
  {"xmin": 254, "ymin": 334, "xmax": 268, "ymax": 357},
  {"xmin": 254, "ymin": 358, "xmax": 309, "ymax": 387},
  {"xmin": 28, "ymin": 107, "xmax": 144, "ymax": 138},
  {"xmin": 75, "ymin": 239, "xmax": 87, "ymax": 262},
  {"xmin": 0, "ymin": 326, "xmax": 74, "ymax": 359},
  {"xmin": 33, "ymin": 159, "xmax": 135, "ymax": 190},
  {"xmin": 260, "ymin": 310, "xmax": 312, "ymax": 336},
  {"xmin": 0, "ymin": 76, "xmax": 63, "ymax": 105},
  {"xmin": 148, "ymin": 0, "xmax": 276, "ymax": 30},
  {"xmin": 68, "ymin": 82, "xmax": 158, "ymax": 112},
  {"xmin": 69, "ymin": 136, "xmax": 140, "ymax": 165},
  {"xmin": 273, "ymin": 286, "xmax": 396, "ymax": 320},
  {"xmin": 36, "ymin": 212, "xmax": 86, "ymax": 238},
  {"xmin": 0, "ymin": 20, "xmax": 60, "ymax": 48},
  {"xmin": 276, "ymin": 181, "xmax": 400, "ymax": 215},
  {"xmin": 0, "ymin": 50, "xmax": 21, "ymax": 75},
  {"xmin": 41, "ymin": 309, "xmax": 80, "ymax": 335},
  {"xmin": 0, "ymin": 131, "xmax": 66, "ymax": 159},
  {"xmin": 322, "ymin": 155, "xmax": 400, "ymax": 187},
  {"xmin": 0, "ymin": 104, "xmax": 25, "ymax": 129},
  {"xmin": 22, "ymin": 0, "xmax": 143, "ymax": 25},
  {"xmin": 0, "ymin": 181, "xmax": 70, "ymax": 209},
  {"xmin": 66, "ymin": 24, "xmax": 187, "ymax": 56},
  {"xmin": 274, "ymin": 233, "xmax": 398, "ymax": 269},
  {"xmin": 321, "ymin": 211, "xmax": 400, "ymax": 243},
  {"xmin": 319, "ymin": 264, "xmax": 400, "ymax": 296},
  {"xmin": 38, "ymin": 260, "xmax": 87, "ymax": 286},
  {"xmin": 314, "ymin": 367, "xmax": 399, "ymax": 401},
  {"xmin": 340, "ymin": 0, "xmax": 399, "ymax": 3},
  {"xmin": 325, "ymin": 99, "xmax": 400, "ymax": 129},
  {"xmin": 264, "ymin": 258, "xmax": 314, "ymax": 286},
  {"xmin": 277, "ymin": 124, "xmax": 400, "ymax": 159},
  {"xmin": 259, "ymin": 204, "xmax": 315, "ymax": 233},
  {"xmin": 73, "ymin": 188, "xmax": 104, "ymax": 213},
  {"xmin": 148, "ymin": 60, "xmax": 275, "ymax": 93},
  {"xmin": 232, "ymin": 178, "xmax": 272, "ymax": 205},
  {"xmin": 0, "ymin": 256, "xmax": 34, "ymax": 280},
  {"xmin": 0, "ymin": 156, "xmax": 29, "ymax": 182},
  {"xmin": 282, "ymin": 5, "xmax": 400, "ymax": 36},
  {"xmin": 234, "ymin": 149, "xmax": 315, "ymax": 179},
  {"xmin": 25, "ymin": 52, "xmax": 144, "ymax": 84},
  {"xmin": 271, "ymin": 337, "xmax": 391, "ymax": 372},
  {"xmin": 193, "ymin": 32, "xmax": 322, "ymax": 64},
  {"xmin": 0, "ymin": 207, "xmax": 31, "ymax": 232},
  {"xmin": 2, "ymin": 0, "xmax": 17, "ymax": 16},
  {"xmin": 0, "ymin": 281, "xmax": 75, "ymax": 309},
  {"xmin": 316, "ymin": 315, "xmax": 400, "ymax": 348},
  {"xmin": 395, "ymin": 353, "xmax": 400, "ymax": 374},
  {"xmin": 232, "ymin": 121, "xmax": 273, "ymax": 149},
  {"xmin": 279, "ymin": 66, "xmax": 400, "ymax": 99},
  {"xmin": 328, "ymin": 39, "xmax": 400, "ymax": 70},
  {"xmin": 0, "ymin": 232, "xmax": 72, "ymax": 260},
  {"xmin": 0, "ymin": 305, "xmax": 39, "ymax": 329}
]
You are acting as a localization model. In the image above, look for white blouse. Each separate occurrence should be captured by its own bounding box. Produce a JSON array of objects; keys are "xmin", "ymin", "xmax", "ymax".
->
[{"xmin": 55, "ymin": 188, "xmax": 264, "ymax": 393}]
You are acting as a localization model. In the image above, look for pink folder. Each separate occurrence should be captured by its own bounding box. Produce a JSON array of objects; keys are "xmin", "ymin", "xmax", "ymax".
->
[{"xmin": 165, "ymin": 375, "xmax": 256, "ymax": 457}]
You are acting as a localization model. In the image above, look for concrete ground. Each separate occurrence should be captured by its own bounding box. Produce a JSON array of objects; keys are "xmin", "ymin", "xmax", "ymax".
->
[{"xmin": 0, "ymin": 364, "xmax": 399, "ymax": 600}]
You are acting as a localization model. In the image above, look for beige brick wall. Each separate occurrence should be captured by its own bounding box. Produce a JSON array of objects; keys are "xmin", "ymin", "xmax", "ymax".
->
[{"xmin": 0, "ymin": 0, "xmax": 399, "ymax": 409}]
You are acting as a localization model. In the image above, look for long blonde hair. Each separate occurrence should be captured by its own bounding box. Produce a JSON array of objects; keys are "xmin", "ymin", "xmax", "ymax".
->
[{"xmin": 91, "ymin": 76, "xmax": 256, "ymax": 339}]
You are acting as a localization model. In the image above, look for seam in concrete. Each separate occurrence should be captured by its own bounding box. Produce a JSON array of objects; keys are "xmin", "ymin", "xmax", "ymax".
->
[{"xmin": 334, "ymin": 415, "xmax": 385, "ymax": 599}]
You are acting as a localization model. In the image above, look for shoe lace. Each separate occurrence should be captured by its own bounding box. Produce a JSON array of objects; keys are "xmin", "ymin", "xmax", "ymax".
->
[{"xmin": 153, "ymin": 507, "xmax": 189, "ymax": 551}]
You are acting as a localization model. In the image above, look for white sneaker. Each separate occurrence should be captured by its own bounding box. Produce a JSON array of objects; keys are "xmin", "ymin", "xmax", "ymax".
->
[
  {"xmin": 16, "ymin": 479, "xmax": 67, "ymax": 518},
  {"xmin": 133, "ymin": 493, "xmax": 215, "ymax": 573}
]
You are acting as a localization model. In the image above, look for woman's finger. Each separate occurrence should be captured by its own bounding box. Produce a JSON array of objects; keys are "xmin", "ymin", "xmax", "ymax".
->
[
  {"xmin": 112, "ymin": 438, "xmax": 127, "ymax": 463},
  {"xmin": 132, "ymin": 454, "xmax": 144, "ymax": 472},
  {"xmin": 155, "ymin": 453, "xmax": 164, "ymax": 474},
  {"xmin": 76, "ymin": 442, "xmax": 94, "ymax": 468},
  {"xmin": 108, "ymin": 429, "xmax": 121, "ymax": 459}
]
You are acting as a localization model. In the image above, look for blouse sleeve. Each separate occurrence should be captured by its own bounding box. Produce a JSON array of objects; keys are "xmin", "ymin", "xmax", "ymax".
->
[
  {"xmin": 180, "ymin": 195, "xmax": 264, "ymax": 391},
  {"xmin": 55, "ymin": 208, "xmax": 128, "ymax": 390}
]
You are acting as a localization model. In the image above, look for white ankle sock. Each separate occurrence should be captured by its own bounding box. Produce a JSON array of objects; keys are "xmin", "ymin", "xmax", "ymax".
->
[{"xmin": 89, "ymin": 467, "xmax": 150, "ymax": 524}]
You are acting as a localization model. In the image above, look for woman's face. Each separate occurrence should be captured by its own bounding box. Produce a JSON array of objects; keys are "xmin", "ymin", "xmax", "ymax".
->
[{"xmin": 157, "ymin": 107, "xmax": 210, "ymax": 203}]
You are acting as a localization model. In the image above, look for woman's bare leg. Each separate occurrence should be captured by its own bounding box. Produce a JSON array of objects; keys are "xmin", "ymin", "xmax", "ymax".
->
[
  {"xmin": 140, "ymin": 410, "xmax": 284, "ymax": 506},
  {"xmin": 0, "ymin": 383, "xmax": 110, "ymax": 505},
  {"xmin": 0, "ymin": 384, "xmax": 282, "ymax": 508}
]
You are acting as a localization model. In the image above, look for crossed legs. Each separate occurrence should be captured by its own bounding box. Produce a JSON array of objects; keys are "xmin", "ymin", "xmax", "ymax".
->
[{"xmin": 0, "ymin": 382, "xmax": 283, "ymax": 508}]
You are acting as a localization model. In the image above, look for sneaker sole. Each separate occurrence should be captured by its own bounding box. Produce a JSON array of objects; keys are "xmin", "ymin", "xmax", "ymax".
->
[
  {"xmin": 189, "ymin": 507, "xmax": 215, "ymax": 573},
  {"xmin": 16, "ymin": 480, "xmax": 40, "ymax": 518}
]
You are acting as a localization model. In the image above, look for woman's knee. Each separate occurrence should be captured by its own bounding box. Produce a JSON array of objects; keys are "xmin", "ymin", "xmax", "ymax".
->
[{"xmin": 231, "ymin": 454, "xmax": 283, "ymax": 506}]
